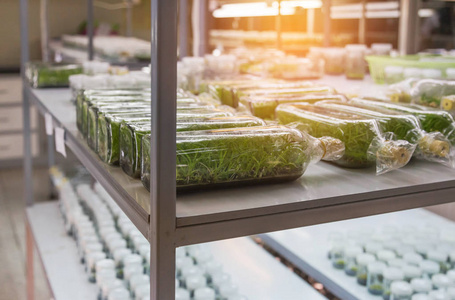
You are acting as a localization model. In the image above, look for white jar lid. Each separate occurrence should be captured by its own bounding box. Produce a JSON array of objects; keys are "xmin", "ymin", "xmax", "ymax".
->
[
  {"xmin": 391, "ymin": 281, "xmax": 412, "ymax": 296},
  {"xmin": 422, "ymin": 69, "xmax": 442, "ymax": 78},
  {"xmin": 383, "ymin": 267, "xmax": 404, "ymax": 280},
  {"xmin": 108, "ymin": 287, "xmax": 130, "ymax": 300},
  {"xmin": 186, "ymin": 275, "xmax": 207, "ymax": 291},
  {"xmin": 356, "ymin": 253, "xmax": 376, "ymax": 266},
  {"xmin": 87, "ymin": 251, "xmax": 106, "ymax": 269},
  {"xmin": 102, "ymin": 279, "xmax": 124, "ymax": 298},
  {"xmin": 345, "ymin": 246, "xmax": 363, "ymax": 258},
  {"xmin": 84, "ymin": 242, "xmax": 103, "ymax": 253},
  {"xmin": 388, "ymin": 258, "xmax": 406, "ymax": 268},
  {"xmin": 365, "ymin": 242, "xmax": 384, "ymax": 254},
  {"xmin": 428, "ymin": 289, "xmax": 450, "ymax": 300},
  {"xmin": 403, "ymin": 265, "xmax": 422, "ymax": 279},
  {"xmin": 138, "ymin": 245, "xmax": 151, "ymax": 259},
  {"xmin": 124, "ymin": 265, "xmax": 143, "ymax": 281},
  {"xmin": 181, "ymin": 266, "xmax": 204, "ymax": 279},
  {"xmin": 432, "ymin": 274, "xmax": 452, "ymax": 288},
  {"xmin": 108, "ymin": 238, "xmax": 127, "ymax": 252},
  {"xmin": 419, "ymin": 260, "xmax": 440, "ymax": 274},
  {"xmin": 175, "ymin": 288, "xmax": 190, "ymax": 300},
  {"xmin": 367, "ymin": 261, "xmax": 386, "ymax": 274},
  {"xmin": 411, "ymin": 278, "xmax": 432, "ymax": 293},
  {"xmin": 176, "ymin": 247, "xmax": 187, "ymax": 258},
  {"xmin": 416, "ymin": 244, "xmax": 434, "ymax": 255},
  {"xmin": 96, "ymin": 268, "xmax": 116, "ymax": 287},
  {"xmin": 123, "ymin": 254, "xmax": 142, "ymax": 267},
  {"xmin": 193, "ymin": 250, "xmax": 214, "ymax": 264},
  {"xmin": 427, "ymin": 250, "xmax": 448, "ymax": 263},
  {"xmin": 176, "ymin": 256, "xmax": 194, "ymax": 270},
  {"xmin": 396, "ymin": 246, "xmax": 415, "ymax": 257},
  {"xmin": 96, "ymin": 259, "xmax": 116, "ymax": 272},
  {"xmin": 194, "ymin": 287, "xmax": 216, "ymax": 300},
  {"xmin": 404, "ymin": 252, "xmax": 424, "ymax": 265},
  {"xmin": 135, "ymin": 284, "xmax": 151, "ymax": 299},
  {"xmin": 378, "ymin": 250, "xmax": 396, "ymax": 261},
  {"xmin": 404, "ymin": 68, "xmax": 422, "ymax": 78},
  {"xmin": 412, "ymin": 294, "xmax": 431, "ymax": 300},
  {"xmin": 129, "ymin": 274, "xmax": 149, "ymax": 291}
]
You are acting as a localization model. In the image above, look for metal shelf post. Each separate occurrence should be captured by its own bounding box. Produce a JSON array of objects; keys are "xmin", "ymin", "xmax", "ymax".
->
[{"xmin": 150, "ymin": 0, "xmax": 178, "ymax": 299}]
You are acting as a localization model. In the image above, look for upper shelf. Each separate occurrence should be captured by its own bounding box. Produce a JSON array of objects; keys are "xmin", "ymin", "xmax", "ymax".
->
[{"xmin": 27, "ymin": 76, "xmax": 455, "ymax": 246}]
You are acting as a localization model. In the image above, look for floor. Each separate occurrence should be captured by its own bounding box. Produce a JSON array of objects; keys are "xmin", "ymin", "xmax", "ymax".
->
[{"xmin": 0, "ymin": 167, "xmax": 52, "ymax": 300}]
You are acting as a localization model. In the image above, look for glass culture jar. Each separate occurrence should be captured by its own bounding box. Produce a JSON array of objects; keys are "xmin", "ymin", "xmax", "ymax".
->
[
  {"xmin": 194, "ymin": 287, "xmax": 216, "ymax": 300},
  {"xmin": 356, "ymin": 253, "xmax": 377, "ymax": 286},
  {"xmin": 108, "ymin": 288, "xmax": 130, "ymax": 300},
  {"xmin": 344, "ymin": 246, "xmax": 364, "ymax": 276},
  {"xmin": 402, "ymin": 265, "xmax": 422, "ymax": 282},
  {"xmin": 447, "ymin": 270, "xmax": 455, "ymax": 282},
  {"xmin": 383, "ymin": 267, "xmax": 405, "ymax": 300},
  {"xmin": 411, "ymin": 278, "xmax": 432, "ymax": 294},
  {"xmin": 378, "ymin": 250, "xmax": 398, "ymax": 264},
  {"xmin": 420, "ymin": 260, "xmax": 440, "ymax": 279},
  {"xmin": 427, "ymin": 250, "xmax": 450, "ymax": 274},
  {"xmin": 185, "ymin": 275, "xmax": 207, "ymax": 296},
  {"xmin": 366, "ymin": 242, "xmax": 384, "ymax": 256},
  {"xmin": 330, "ymin": 243, "xmax": 346, "ymax": 270},
  {"xmin": 367, "ymin": 261, "xmax": 387, "ymax": 295},
  {"xmin": 390, "ymin": 281, "xmax": 413, "ymax": 300},
  {"xmin": 450, "ymin": 252, "xmax": 455, "ymax": 269},
  {"xmin": 323, "ymin": 48, "xmax": 346, "ymax": 75},
  {"xmin": 345, "ymin": 45, "xmax": 367, "ymax": 80}
]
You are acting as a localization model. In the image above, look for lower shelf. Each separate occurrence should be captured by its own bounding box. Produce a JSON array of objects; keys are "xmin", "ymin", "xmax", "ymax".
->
[
  {"xmin": 260, "ymin": 208, "xmax": 455, "ymax": 300},
  {"xmin": 27, "ymin": 201, "xmax": 327, "ymax": 300},
  {"xmin": 26, "ymin": 202, "xmax": 98, "ymax": 300}
]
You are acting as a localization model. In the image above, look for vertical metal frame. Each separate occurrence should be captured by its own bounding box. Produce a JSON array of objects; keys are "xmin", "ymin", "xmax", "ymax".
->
[
  {"xmin": 20, "ymin": 0, "xmax": 34, "ymax": 207},
  {"xmin": 276, "ymin": 0, "xmax": 282, "ymax": 50},
  {"xmin": 179, "ymin": 0, "xmax": 189, "ymax": 58},
  {"xmin": 399, "ymin": 0, "xmax": 420, "ymax": 55},
  {"xmin": 87, "ymin": 0, "xmax": 94, "ymax": 60},
  {"xmin": 150, "ymin": 0, "xmax": 178, "ymax": 299}
]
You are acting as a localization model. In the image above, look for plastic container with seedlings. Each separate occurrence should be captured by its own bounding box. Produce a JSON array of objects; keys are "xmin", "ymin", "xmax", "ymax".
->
[
  {"xmin": 25, "ymin": 61, "xmax": 83, "ymax": 88},
  {"xmin": 141, "ymin": 126, "xmax": 345, "ymax": 191},
  {"xmin": 98, "ymin": 108, "xmax": 234, "ymax": 165},
  {"xmin": 349, "ymin": 97, "xmax": 455, "ymax": 145},
  {"xmin": 323, "ymin": 48, "xmax": 346, "ymax": 75},
  {"xmin": 87, "ymin": 104, "xmax": 151, "ymax": 150},
  {"xmin": 216, "ymin": 81, "xmax": 319, "ymax": 108},
  {"xmin": 119, "ymin": 116, "xmax": 266, "ymax": 178},
  {"xmin": 316, "ymin": 101, "xmax": 453, "ymax": 167},
  {"xmin": 386, "ymin": 78, "xmax": 420, "ymax": 103},
  {"xmin": 411, "ymin": 79, "xmax": 455, "ymax": 108},
  {"xmin": 276, "ymin": 103, "xmax": 416, "ymax": 174},
  {"xmin": 241, "ymin": 94, "xmax": 347, "ymax": 120}
]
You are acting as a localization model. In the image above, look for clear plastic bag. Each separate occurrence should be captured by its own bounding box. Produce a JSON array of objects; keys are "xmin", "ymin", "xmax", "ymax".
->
[
  {"xmin": 26, "ymin": 61, "xmax": 83, "ymax": 88},
  {"xmin": 386, "ymin": 78, "xmax": 419, "ymax": 103},
  {"xmin": 141, "ymin": 126, "xmax": 345, "ymax": 191},
  {"xmin": 276, "ymin": 103, "xmax": 416, "ymax": 174},
  {"xmin": 349, "ymin": 97, "xmax": 455, "ymax": 145},
  {"xmin": 411, "ymin": 79, "xmax": 455, "ymax": 108},
  {"xmin": 119, "ymin": 116, "xmax": 266, "ymax": 178},
  {"xmin": 316, "ymin": 101, "xmax": 453, "ymax": 166},
  {"xmin": 240, "ymin": 94, "xmax": 347, "ymax": 120}
]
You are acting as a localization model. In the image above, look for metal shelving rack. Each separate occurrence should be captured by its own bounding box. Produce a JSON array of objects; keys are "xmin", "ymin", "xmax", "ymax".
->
[{"xmin": 20, "ymin": 0, "xmax": 454, "ymax": 299}]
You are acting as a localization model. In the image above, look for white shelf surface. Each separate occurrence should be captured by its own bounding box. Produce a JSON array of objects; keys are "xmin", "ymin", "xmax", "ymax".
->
[
  {"xmin": 28, "ymin": 79, "xmax": 455, "ymax": 246},
  {"xmin": 203, "ymin": 238, "xmax": 327, "ymax": 300},
  {"xmin": 261, "ymin": 209, "xmax": 455, "ymax": 300},
  {"xmin": 26, "ymin": 202, "xmax": 98, "ymax": 300}
]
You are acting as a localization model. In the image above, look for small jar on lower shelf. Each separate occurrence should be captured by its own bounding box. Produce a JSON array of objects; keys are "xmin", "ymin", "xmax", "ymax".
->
[
  {"xmin": 356, "ymin": 253, "xmax": 376, "ymax": 286},
  {"xmin": 389, "ymin": 281, "xmax": 412, "ymax": 300},
  {"xmin": 367, "ymin": 261, "xmax": 387, "ymax": 295}
]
